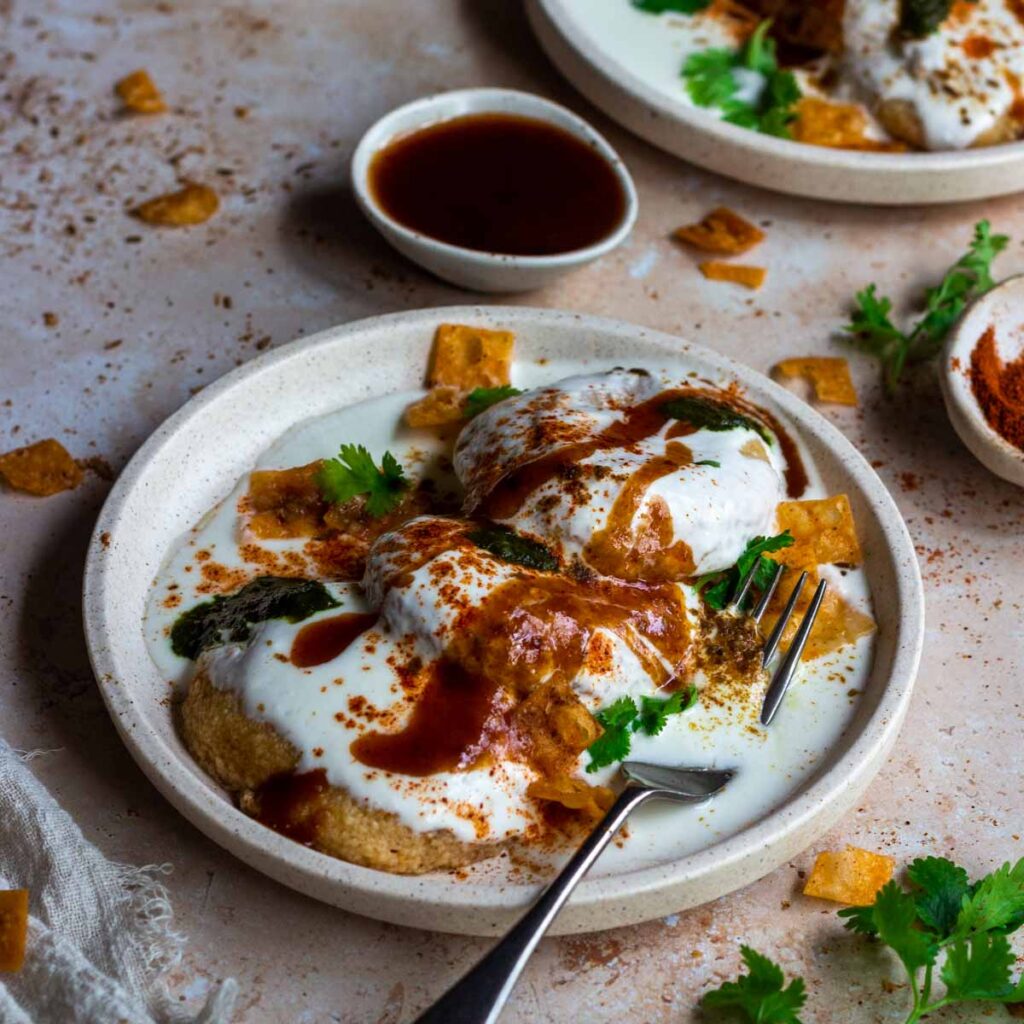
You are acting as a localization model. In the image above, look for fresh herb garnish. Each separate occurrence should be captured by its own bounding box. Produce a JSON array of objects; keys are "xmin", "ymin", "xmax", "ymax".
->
[
  {"xmin": 662, "ymin": 395, "xmax": 772, "ymax": 444},
  {"xmin": 463, "ymin": 385, "xmax": 524, "ymax": 419},
  {"xmin": 704, "ymin": 855, "xmax": 1024, "ymax": 1024},
  {"xmin": 695, "ymin": 459, "xmax": 721, "ymax": 468},
  {"xmin": 316, "ymin": 444, "xmax": 408, "ymax": 518},
  {"xmin": 683, "ymin": 20, "xmax": 801, "ymax": 138},
  {"xmin": 170, "ymin": 576, "xmax": 340, "ymax": 660},
  {"xmin": 899, "ymin": 0, "xmax": 976, "ymax": 39},
  {"xmin": 633, "ymin": 0, "xmax": 711, "ymax": 12},
  {"xmin": 843, "ymin": 220, "xmax": 1010, "ymax": 393},
  {"xmin": 585, "ymin": 688, "xmax": 699, "ymax": 772},
  {"xmin": 698, "ymin": 532, "xmax": 794, "ymax": 611},
  {"xmin": 702, "ymin": 945, "xmax": 807, "ymax": 1023},
  {"xmin": 468, "ymin": 525, "xmax": 559, "ymax": 572}
]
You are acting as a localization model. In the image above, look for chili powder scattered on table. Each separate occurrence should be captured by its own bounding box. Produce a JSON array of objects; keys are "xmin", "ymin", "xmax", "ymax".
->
[{"xmin": 969, "ymin": 325, "xmax": 1024, "ymax": 452}]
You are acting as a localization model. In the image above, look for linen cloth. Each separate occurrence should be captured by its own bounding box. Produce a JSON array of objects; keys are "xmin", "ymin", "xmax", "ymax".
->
[{"xmin": 0, "ymin": 743, "xmax": 236, "ymax": 1024}]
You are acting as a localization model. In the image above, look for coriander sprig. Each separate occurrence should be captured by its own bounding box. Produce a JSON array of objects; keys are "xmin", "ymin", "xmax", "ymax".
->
[
  {"xmin": 683, "ymin": 21, "xmax": 801, "ymax": 138},
  {"xmin": 585, "ymin": 689, "xmax": 699, "ymax": 772},
  {"xmin": 633, "ymin": 0, "xmax": 710, "ymax": 11},
  {"xmin": 703, "ymin": 855, "xmax": 1024, "ymax": 1024},
  {"xmin": 698, "ymin": 532, "xmax": 794, "ymax": 611},
  {"xmin": 843, "ymin": 220, "xmax": 1010, "ymax": 393},
  {"xmin": 463, "ymin": 385, "xmax": 523, "ymax": 419},
  {"xmin": 316, "ymin": 443, "xmax": 408, "ymax": 518}
]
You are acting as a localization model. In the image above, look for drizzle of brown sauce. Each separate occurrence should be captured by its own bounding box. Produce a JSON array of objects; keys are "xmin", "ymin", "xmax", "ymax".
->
[
  {"xmin": 251, "ymin": 769, "xmax": 328, "ymax": 846},
  {"xmin": 479, "ymin": 386, "xmax": 807, "ymax": 535},
  {"xmin": 368, "ymin": 113, "xmax": 627, "ymax": 257},
  {"xmin": 290, "ymin": 612, "xmax": 377, "ymax": 668}
]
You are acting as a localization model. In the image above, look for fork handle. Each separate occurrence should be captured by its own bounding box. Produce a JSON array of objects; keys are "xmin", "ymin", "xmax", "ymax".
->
[{"xmin": 411, "ymin": 785, "xmax": 655, "ymax": 1024}]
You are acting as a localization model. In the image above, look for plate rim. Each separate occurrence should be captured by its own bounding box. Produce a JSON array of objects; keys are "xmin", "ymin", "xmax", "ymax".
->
[
  {"xmin": 83, "ymin": 305, "xmax": 924, "ymax": 935},
  {"xmin": 526, "ymin": 0, "xmax": 1024, "ymax": 204}
]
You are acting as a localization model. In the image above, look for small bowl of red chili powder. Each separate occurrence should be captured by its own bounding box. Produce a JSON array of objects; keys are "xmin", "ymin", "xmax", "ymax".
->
[{"xmin": 941, "ymin": 274, "xmax": 1024, "ymax": 488}]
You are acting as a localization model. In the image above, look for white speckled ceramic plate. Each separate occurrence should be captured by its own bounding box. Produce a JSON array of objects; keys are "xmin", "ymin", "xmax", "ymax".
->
[
  {"xmin": 83, "ymin": 307, "xmax": 923, "ymax": 936},
  {"xmin": 526, "ymin": 0, "xmax": 1024, "ymax": 205}
]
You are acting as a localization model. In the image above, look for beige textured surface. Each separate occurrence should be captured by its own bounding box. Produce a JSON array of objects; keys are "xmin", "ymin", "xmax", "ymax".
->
[{"xmin": 1, "ymin": 1, "xmax": 1023, "ymax": 1021}]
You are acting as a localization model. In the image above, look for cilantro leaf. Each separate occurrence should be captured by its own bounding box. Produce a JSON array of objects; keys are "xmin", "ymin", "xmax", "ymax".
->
[
  {"xmin": 637, "ymin": 686, "xmax": 698, "ymax": 736},
  {"xmin": 702, "ymin": 946, "xmax": 806, "ymax": 1024},
  {"xmin": 954, "ymin": 859, "xmax": 1024, "ymax": 937},
  {"xmin": 837, "ymin": 903, "xmax": 878, "ymax": 937},
  {"xmin": 316, "ymin": 444, "xmax": 408, "ymax": 518},
  {"xmin": 633, "ymin": 0, "xmax": 711, "ymax": 12},
  {"xmin": 907, "ymin": 856, "xmax": 971, "ymax": 938},
  {"xmin": 698, "ymin": 532, "xmax": 794, "ymax": 611},
  {"xmin": 940, "ymin": 933, "xmax": 1018, "ymax": 1002},
  {"xmin": 661, "ymin": 394, "xmax": 772, "ymax": 444},
  {"xmin": 870, "ymin": 880, "xmax": 938, "ymax": 974},
  {"xmin": 843, "ymin": 221, "xmax": 1010, "ymax": 393},
  {"xmin": 585, "ymin": 697, "xmax": 638, "ymax": 772},
  {"xmin": 683, "ymin": 20, "xmax": 801, "ymax": 139},
  {"xmin": 463, "ymin": 385, "xmax": 524, "ymax": 419},
  {"xmin": 468, "ymin": 525, "xmax": 559, "ymax": 571},
  {"xmin": 170, "ymin": 577, "xmax": 340, "ymax": 660},
  {"xmin": 695, "ymin": 459, "xmax": 721, "ymax": 468}
]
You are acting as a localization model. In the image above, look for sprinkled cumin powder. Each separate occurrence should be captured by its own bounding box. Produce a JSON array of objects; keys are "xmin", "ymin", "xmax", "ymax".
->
[{"xmin": 969, "ymin": 325, "xmax": 1024, "ymax": 451}]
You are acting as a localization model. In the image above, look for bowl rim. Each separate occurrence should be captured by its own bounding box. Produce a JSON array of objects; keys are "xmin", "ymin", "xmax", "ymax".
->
[
  {"xmin": 350, "ymin": 87, "xmax": 639, "ymax": 270},
  {"xmin": 83, "ymin": 305, "xmax": 924, "ymax": 935}
]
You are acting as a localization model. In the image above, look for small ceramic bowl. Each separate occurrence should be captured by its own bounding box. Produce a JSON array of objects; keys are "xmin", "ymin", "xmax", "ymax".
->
[
  {"xmin": 940, "ymin": 275, "xmax": 1024, "ymax": 488},
  {"xmin": 350, "ymin": 88, "xmax": 638, "ymax": 292}
]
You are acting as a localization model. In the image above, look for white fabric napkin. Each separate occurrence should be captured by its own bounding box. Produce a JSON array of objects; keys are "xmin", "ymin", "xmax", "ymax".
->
[{"xmin": 0, "ymin": 743, "xmax": 236, "ymax": 1024}]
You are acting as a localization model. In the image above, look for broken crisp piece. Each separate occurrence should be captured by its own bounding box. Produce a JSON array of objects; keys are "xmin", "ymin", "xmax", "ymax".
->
[
  {"xmin": 527, "ymin": 777, "xmax": 615, "ymax": 821},
  {"xmin": 775, "ymin": 356, "xmax": 858, "ymax": 406},
  {"xmin": 0, "ymin": 439, "xmax": 84, "ymax": 496},
  {"xmin": 791, "ymin": 98, "xmax": 907, "ymax": 152},
  {"xmin": 114, "ymin": 69, "xmax": 167, "ymax": 114},
  {"xmin": 674, "ymin": 207, "xmax": 765, "ymax": 255},
  {"xmin": 428, "ymin": 324, "xmax": 514, "ymax": 390},
  {"xmin": 803, "ymin": 846, "xmax": 895, "ymax": 905},
  {"xmin": 0, "ymin": 890, "xmax": 29, "ymax": 972},
  {"xmin": 405, "ymin": 386, "xmax": 464, "ymax": 428},
  {"xmin": 762, "ymin": 569, "xmax": 875, "ymax": 660},
  {"xmin": 699, "ymin": 262, "xmax": 766, "ymax": 290},
  {"xmin": 776, "ymin": 495, "xmax": 863, "ymax": 569},
  {"xmin": 246, "ymin": 462, "xmax": 327, "ymax": 539},
  {"xmin": 133, "ymin": 183, "xmax": 219, "ymax": 226}
]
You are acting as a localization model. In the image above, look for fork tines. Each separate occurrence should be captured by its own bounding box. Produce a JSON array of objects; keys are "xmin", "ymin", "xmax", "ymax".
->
[{"xmin": 726, "ymin": 557, "xmax": 828, "ymax": 727}]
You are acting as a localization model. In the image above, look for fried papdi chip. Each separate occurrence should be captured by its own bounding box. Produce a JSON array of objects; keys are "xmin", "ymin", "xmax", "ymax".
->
[
  {"xmin": 699, "ymin": 261, "xmax": 766, "ymax": 290},
  {"xmin": 0, "ymin": 439, "xmax": 83, "ymax": 496},
  {"xmin": 803, "ymin": 846, "xmax": 895, "ymax": 905},
  {"xmin": 0, "ymin": 889, "xmax": 29, "ymax": 972},
  {"xmin": 527, "ymin": 777, "xmax": 615, "ymax": 820},
  {"xmin": 761, "ymin": 569, "xmax": 875, "ymax": 660},
  {"xmin": 405, "ymin": 386, "xmax": 464, "ymax": 428},
  {"xmin": 791, "ymin": 97, "xmax": 907, "ymax": 152},
  {"xmin": 246, "ymin": 462, "xmax": 326, "ymax": 539},
  {"xmin": 114, "ymin": 69, "xmax": 167, "ymax": 114},
  {"xmin": 776, "ymin": 495, "xmax": 863, "ymax": 569},
  {"xmin": 775, "ymin": 357, "xmax": 858, "ymax": 406},
  {"xmin": 675, "ymin": 207, "xmax": 765, "ymax": 255},
  {"xmin": 133, "ymin": 183, "xmax": 219, "ymax": 226},
  {"xmin": 428, "ymin": 324, "xmax": 514, "ymax": 390}
]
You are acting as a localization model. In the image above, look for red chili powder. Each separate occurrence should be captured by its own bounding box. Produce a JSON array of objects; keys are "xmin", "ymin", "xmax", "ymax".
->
[{"xmin": 969, "ymin": 325, "xmax": 1024, "ymax": 451}]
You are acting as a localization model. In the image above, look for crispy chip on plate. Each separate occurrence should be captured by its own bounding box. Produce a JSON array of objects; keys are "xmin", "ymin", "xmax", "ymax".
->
[
  {"xmin": 803, "ymin": 846, "xmax": 895, "ymax": 905},
  {"xmin": 429, "ymin": 323, "xmax": 514, "ymax": 390},
  {"xmin": 775, "ymin": 357, "xmax": 858, "ymax": 406},
  {"xmin": 527, "ymin": 777, "xmax": 615, "ymax": 820},
  {"xmin": 674, "ymin": 207, "xmax": 765, "ymax": 255},
  {"xmin": 776, "ymin": 495, "xmax": 863, "ymax": 569},
  {"xmin": 114, "ymin": 69, "xmax": 166, "ymax": 114},
  {"xmin": 699, "ymin": 262, "xmax": 766, "ymax": 290},
  {"xmin": 0, "ymin": 438, "xmax": 83, "ymax": 496},
  {"xmin": 405, "ymin": 386, "xmax": 464, "ymax": 428}
]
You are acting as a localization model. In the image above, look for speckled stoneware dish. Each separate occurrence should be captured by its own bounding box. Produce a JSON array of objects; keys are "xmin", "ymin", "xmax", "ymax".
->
[
  {"xmin": 83, "ymin": 307, "xmax": 923, "ymax": 936},
  {"xmin": 941, "ymin": 276, "xmax": 1024, "ymax": 488},
  {"xmin": 526, "ymin": 0, "xmax": 1024, "ymax": 206}
]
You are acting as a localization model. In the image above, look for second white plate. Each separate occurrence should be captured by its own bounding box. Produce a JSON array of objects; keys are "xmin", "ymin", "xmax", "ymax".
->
[{"xmin": 527, "ymin": 0, "xmax": 1024, "ymax": 205}]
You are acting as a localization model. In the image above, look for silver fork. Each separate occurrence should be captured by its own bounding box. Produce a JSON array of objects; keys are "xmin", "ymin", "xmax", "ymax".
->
[
  {"xmin": 411, "ymin": 763, "xmax": 733, "ymax": 1024},
  {"xmin": 730, "ymin": 558, "xmax": 828, "ymax": 726},
  {"xmin": 412, "ymin": 560, "xmax": 824, "ymax": 1024}
]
